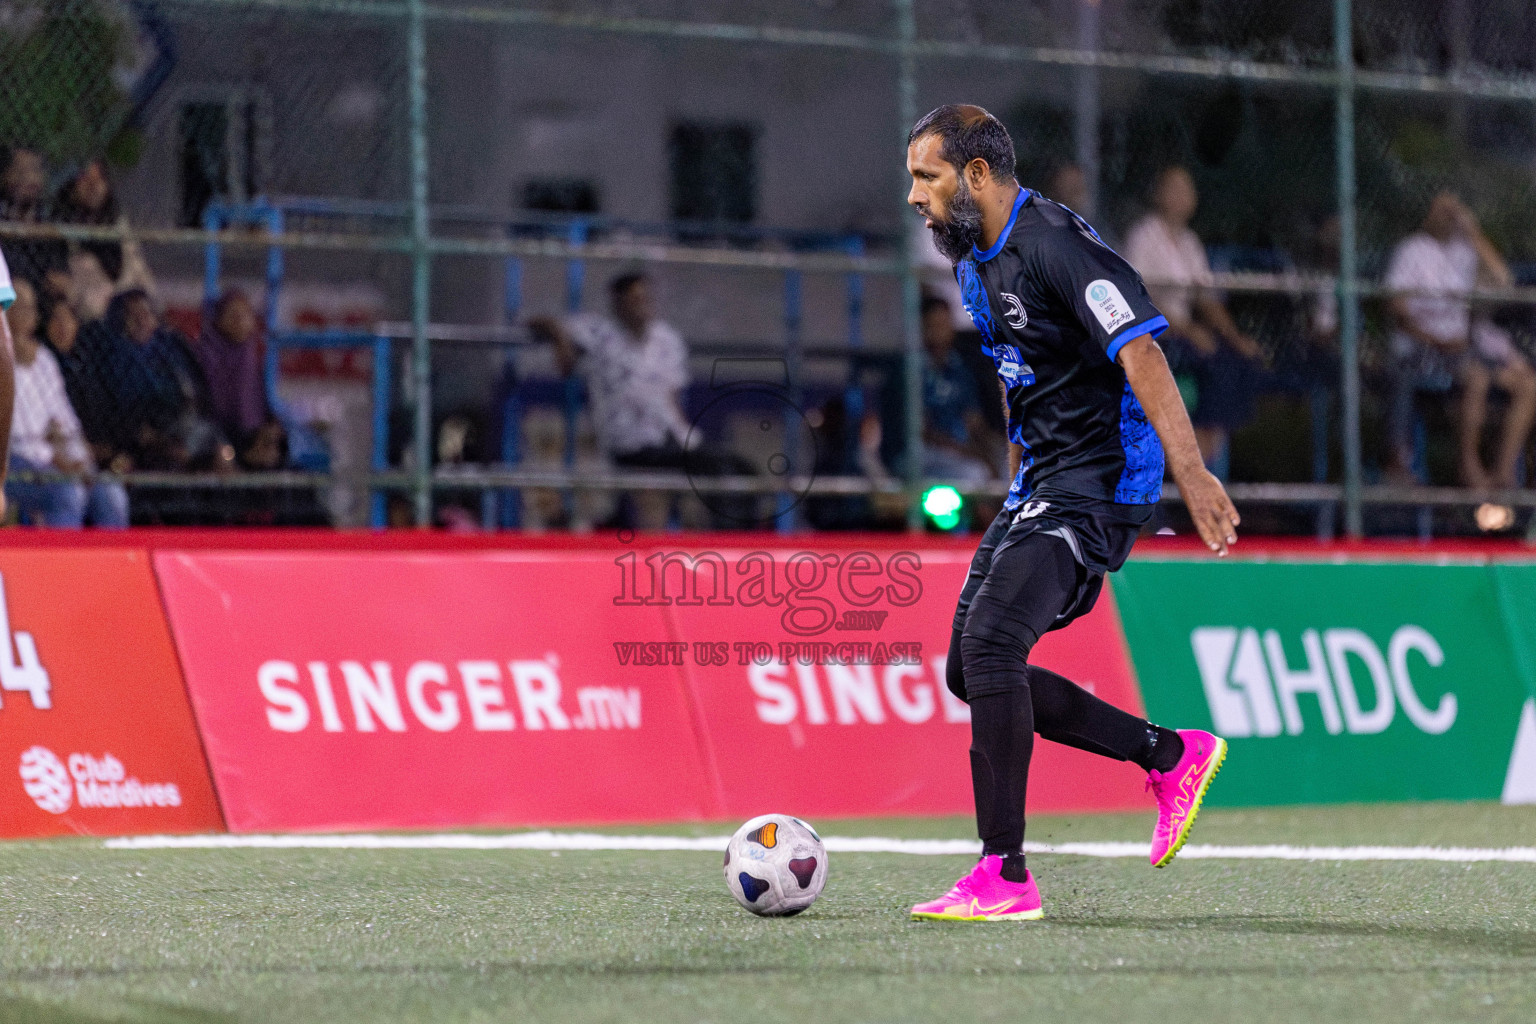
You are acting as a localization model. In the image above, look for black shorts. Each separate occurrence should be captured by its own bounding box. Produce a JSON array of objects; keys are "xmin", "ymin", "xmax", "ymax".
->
[{"xmin": 951, "ymin": 493, "xmax": 1152, "ymax": 641}]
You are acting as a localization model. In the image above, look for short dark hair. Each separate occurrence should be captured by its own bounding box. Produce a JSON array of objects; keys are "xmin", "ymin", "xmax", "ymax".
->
[
  {"xmin": 609, "ymin": 271, "xmax": 647, "ymax": 299},
  {"xmin": 908, "ymin": 104, "xmax": 1017, "ymax": 184}
]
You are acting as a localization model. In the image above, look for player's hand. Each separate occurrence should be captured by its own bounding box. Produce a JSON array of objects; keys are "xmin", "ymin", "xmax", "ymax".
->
[{"xmin": 1180, "ymin": 467, "xmax": 1240, "ymax": 557}]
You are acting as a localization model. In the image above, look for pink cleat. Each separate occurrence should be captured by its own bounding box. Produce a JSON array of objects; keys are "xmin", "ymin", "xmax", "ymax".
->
[
  {"xmin": 910, "ymin": 854, "xmax": 1043, "ymax": 921},
  {"xmin": 1147, "ymin": 728, "xmax": 1227, "ymax": 868}
]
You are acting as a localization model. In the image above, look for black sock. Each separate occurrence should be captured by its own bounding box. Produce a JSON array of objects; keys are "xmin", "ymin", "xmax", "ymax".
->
[
  {"xmin": 1135, "ymin": 725, "xmax": 1185, "ymax": 773},
  {"xmin": 1029, "ymin": 665, "xmax": 1157, "ymax": 761},
  {"xmin": 969, "ymin": 687, "xmax": 1034, "ymax": 863},
  {"xmin": 999, "ymin": 853, "xmax": 1029, "ymax": 883}
]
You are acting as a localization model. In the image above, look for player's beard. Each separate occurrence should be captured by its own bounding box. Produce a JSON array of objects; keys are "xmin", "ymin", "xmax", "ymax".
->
[{"xmin": 928, "ymin": 177, "xmax": 984, "ymax": 264}]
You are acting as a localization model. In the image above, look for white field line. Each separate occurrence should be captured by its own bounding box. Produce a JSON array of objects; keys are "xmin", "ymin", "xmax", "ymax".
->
[{"xmin": 103, "ymin": 832, "xmax": 1536, "ymax": 863}]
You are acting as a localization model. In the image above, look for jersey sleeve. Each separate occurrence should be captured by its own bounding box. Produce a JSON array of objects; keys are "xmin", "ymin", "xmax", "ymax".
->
[
  {"xmin": 0, "ymin": 249, "xmax": 13, "ymax": 310},
  {"xmin": 1032, "ymin": 226, "xmax": 1168, "ymax": 362}
]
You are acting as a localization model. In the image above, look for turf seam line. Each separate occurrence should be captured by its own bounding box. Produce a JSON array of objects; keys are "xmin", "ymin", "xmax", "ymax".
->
[{"xmin": 101, "ymin": 833, "xmax": 1536, "ymax": 862}]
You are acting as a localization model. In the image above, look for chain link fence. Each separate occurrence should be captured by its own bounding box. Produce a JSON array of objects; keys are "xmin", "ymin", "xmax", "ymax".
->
[{"xmin": 5, "ymin": 0, "xmax": 1536, "ymax": 537}]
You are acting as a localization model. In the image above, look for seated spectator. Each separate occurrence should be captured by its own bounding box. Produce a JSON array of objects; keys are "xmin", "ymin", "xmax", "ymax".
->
[
  {"xmin": 1125, "ymin": 166, "xmax": 1265, "ymax": 475},
  {"xmin": 920, "ymin": 294, "xmax": 998, "ymax": 487},
  {"xmin": 1384, "ymin": 191, "xmax": 1536, "ymax": 488},
  {"xmin": 53, "ymin": 159, "xmax": 157, "ymax": 320},
  {"xmin": 3, "ymin": 278, "xmax": 128, "ymax": 528},
  {"xmin": 534, "ymin": 271, "xmax": 755, "ymax": 528},
  {"xmin": 104, "ymin": 290, "xmax": 232, "ymax": 472},
  {"xmin": 40, "ymin": 287, "xmax": 133, "ymax": 473},
  {"xmin": 0, "ymin": 147, "xmax": 69, "ymax": 300},
  {"xmin": 192, "ymin": 290, "xmax": 285, "ymax": 470}
]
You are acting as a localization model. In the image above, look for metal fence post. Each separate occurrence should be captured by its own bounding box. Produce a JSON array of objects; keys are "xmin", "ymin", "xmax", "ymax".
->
[
  {"xmin": 1335, "ymin": 0, "xmax": 1363, "ymax": 538},
  {"xmin": 371, "ymin": 335, "xmax": 392, "ymax": 527},
  {"xmin": 895, "ymin": 0, "xmax": 923, "ymax": 532},
  {"xmin": 408, "ymin": 0, "xmax": 433, "ymax": 527},
  {"xmin": 1073, "ymin": 0, "xmax": 1102, "ymax": 217},
  {"xmin": 780, "ymin": 268, "xmax": 803, "ymax": 533}
]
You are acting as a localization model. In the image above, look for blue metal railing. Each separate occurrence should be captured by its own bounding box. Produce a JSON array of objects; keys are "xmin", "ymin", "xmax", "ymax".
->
[{"xmin": 201, "ymin": 197, "xmax": 880, "ymax": 530}]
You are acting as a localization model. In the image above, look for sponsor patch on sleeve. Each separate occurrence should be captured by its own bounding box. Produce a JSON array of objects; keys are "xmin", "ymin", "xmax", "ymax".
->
[{"xmin": 1084, "ymin": 279, "xmax": 1136, "ymax": 336}]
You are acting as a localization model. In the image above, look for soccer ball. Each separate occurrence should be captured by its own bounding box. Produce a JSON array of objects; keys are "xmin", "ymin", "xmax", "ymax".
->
[{"xmin": 723, "ymin": 813, "xmax": 828, "ymax": 916}]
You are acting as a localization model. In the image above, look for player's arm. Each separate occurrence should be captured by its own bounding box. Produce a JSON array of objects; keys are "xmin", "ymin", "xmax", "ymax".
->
[
  {"xmin": 1036, "ymin": 222, "xmax": 1237, "ymax": 554},
  {"xmin": 1117, "ymin": 335, "xmax": 1238, "ymax": 555}
]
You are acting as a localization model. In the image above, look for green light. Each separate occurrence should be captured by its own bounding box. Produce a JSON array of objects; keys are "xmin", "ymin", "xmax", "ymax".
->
[{"xmin": 922, "ymin": 485, "xmax": 964, "ymax": 530}]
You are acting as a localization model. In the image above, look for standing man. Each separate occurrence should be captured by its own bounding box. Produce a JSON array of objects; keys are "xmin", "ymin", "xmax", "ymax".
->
[{"xmin": 905, "ymin": 105, "xmax": 1233, "ymax": 922}]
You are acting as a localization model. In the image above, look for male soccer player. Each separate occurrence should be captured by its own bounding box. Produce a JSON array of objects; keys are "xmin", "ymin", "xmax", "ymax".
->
[{"xmin": 905, "ymin": 105, "xmax": 1234, "ymax": 922}]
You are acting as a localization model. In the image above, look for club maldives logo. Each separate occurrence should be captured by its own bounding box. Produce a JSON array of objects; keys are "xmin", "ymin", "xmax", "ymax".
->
[
  {"xmin": 18, "ymin": 746, "xmax": 71, "ymax": 813},
  {"xmin": 1190, "ymin": 625, "xmax": 1457, "ymax": 738},
  {"xmin": 17, "ymin": 746, "xmax": 183, "ymax": 815}
]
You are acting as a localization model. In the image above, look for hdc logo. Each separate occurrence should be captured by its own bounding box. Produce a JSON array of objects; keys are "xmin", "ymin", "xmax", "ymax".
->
[{"xmin": 1190, "ymin": 626, "xmax": 1457, "ymax": 738}]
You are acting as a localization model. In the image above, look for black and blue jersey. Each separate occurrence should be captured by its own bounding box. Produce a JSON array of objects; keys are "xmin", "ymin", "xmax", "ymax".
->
[{"xmin": 954, "ymin": 188, "xmax": 1168, "ymax": 511}]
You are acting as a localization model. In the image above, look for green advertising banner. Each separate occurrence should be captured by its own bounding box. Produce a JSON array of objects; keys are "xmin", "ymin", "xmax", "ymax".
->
[
  {"xmin": 1491, "ymin": 565, "xmax": 1536, "ymax": 702},
  {"xmin": 1114, "ymin": 561, "xmax": 1535, "ymax": 806},
  {"xmin": 1490, "ymin": 565, "xmax": 1536, "ymax": 803}
]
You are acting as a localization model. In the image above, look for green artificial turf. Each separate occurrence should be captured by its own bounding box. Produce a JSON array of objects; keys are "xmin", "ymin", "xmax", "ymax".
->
[{"xmin": 1, "ymin": 804, "xmax": 1534, "ymax": 1023}]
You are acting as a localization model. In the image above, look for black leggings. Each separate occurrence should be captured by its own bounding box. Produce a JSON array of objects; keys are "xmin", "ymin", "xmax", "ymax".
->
[
  {"xmin": 951, "ymin": 531, "xmax": 1156, "ymax": 859},
  {"xmin": 947, "ymin": 629, "xmax": 1152, "ymax": 763}
]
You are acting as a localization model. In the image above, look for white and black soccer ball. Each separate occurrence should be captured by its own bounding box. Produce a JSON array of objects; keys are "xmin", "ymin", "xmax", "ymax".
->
[{"xmin": 723, "ymin": 813, "xmax": 827, "ymax": 916}]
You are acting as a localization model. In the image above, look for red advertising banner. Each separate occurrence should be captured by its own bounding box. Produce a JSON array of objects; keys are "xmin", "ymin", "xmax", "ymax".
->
[
  {"xmin": 154, "ymin": 551, "xmax": 717, "ymax": 832},
  {"xmin": 0, "ymin": 550, "xmax": 223, "ymax": 838},
  {"xmin": 641, "ymin": 543, "xmax": 1151, "ymax": 819},
  {"xmin": 157, "ymin": 541, "xmax": 1151, "ymax": 833}
]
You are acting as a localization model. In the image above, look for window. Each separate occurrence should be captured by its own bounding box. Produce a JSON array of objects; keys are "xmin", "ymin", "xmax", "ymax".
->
[
  {"xmin": 521, "ymin": 178, "xmax": 599, "ymax": 214},
  {"xmin": 178, "ymin": 97, "xmax": 264, "ymax": 227},
  {"xmin": 668, "ymin": 121, "xmax": 757, "ymax": 225}
]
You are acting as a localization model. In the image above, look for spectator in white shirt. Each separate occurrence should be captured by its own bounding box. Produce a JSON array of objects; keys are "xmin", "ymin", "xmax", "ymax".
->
[
  {"xmin": 1384, "ymin": 191, "xmax": 1536, "ymax": 488},
  {"xmin": 533, "ymin": 272, "xmax": 755, "ymax": 528},
  {"xmin": 3, "ymin": 278, "xmax": 127, "ymax": 527},
  {"xmin": 1125, "ymin": 166, "xmax": 1264, "ymax": 473}
]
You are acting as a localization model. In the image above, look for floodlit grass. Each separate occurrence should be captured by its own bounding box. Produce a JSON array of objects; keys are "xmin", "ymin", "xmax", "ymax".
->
[{"xmin": 1, "ymin": 804, "xmax": 1534, "ymax": 1023}]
